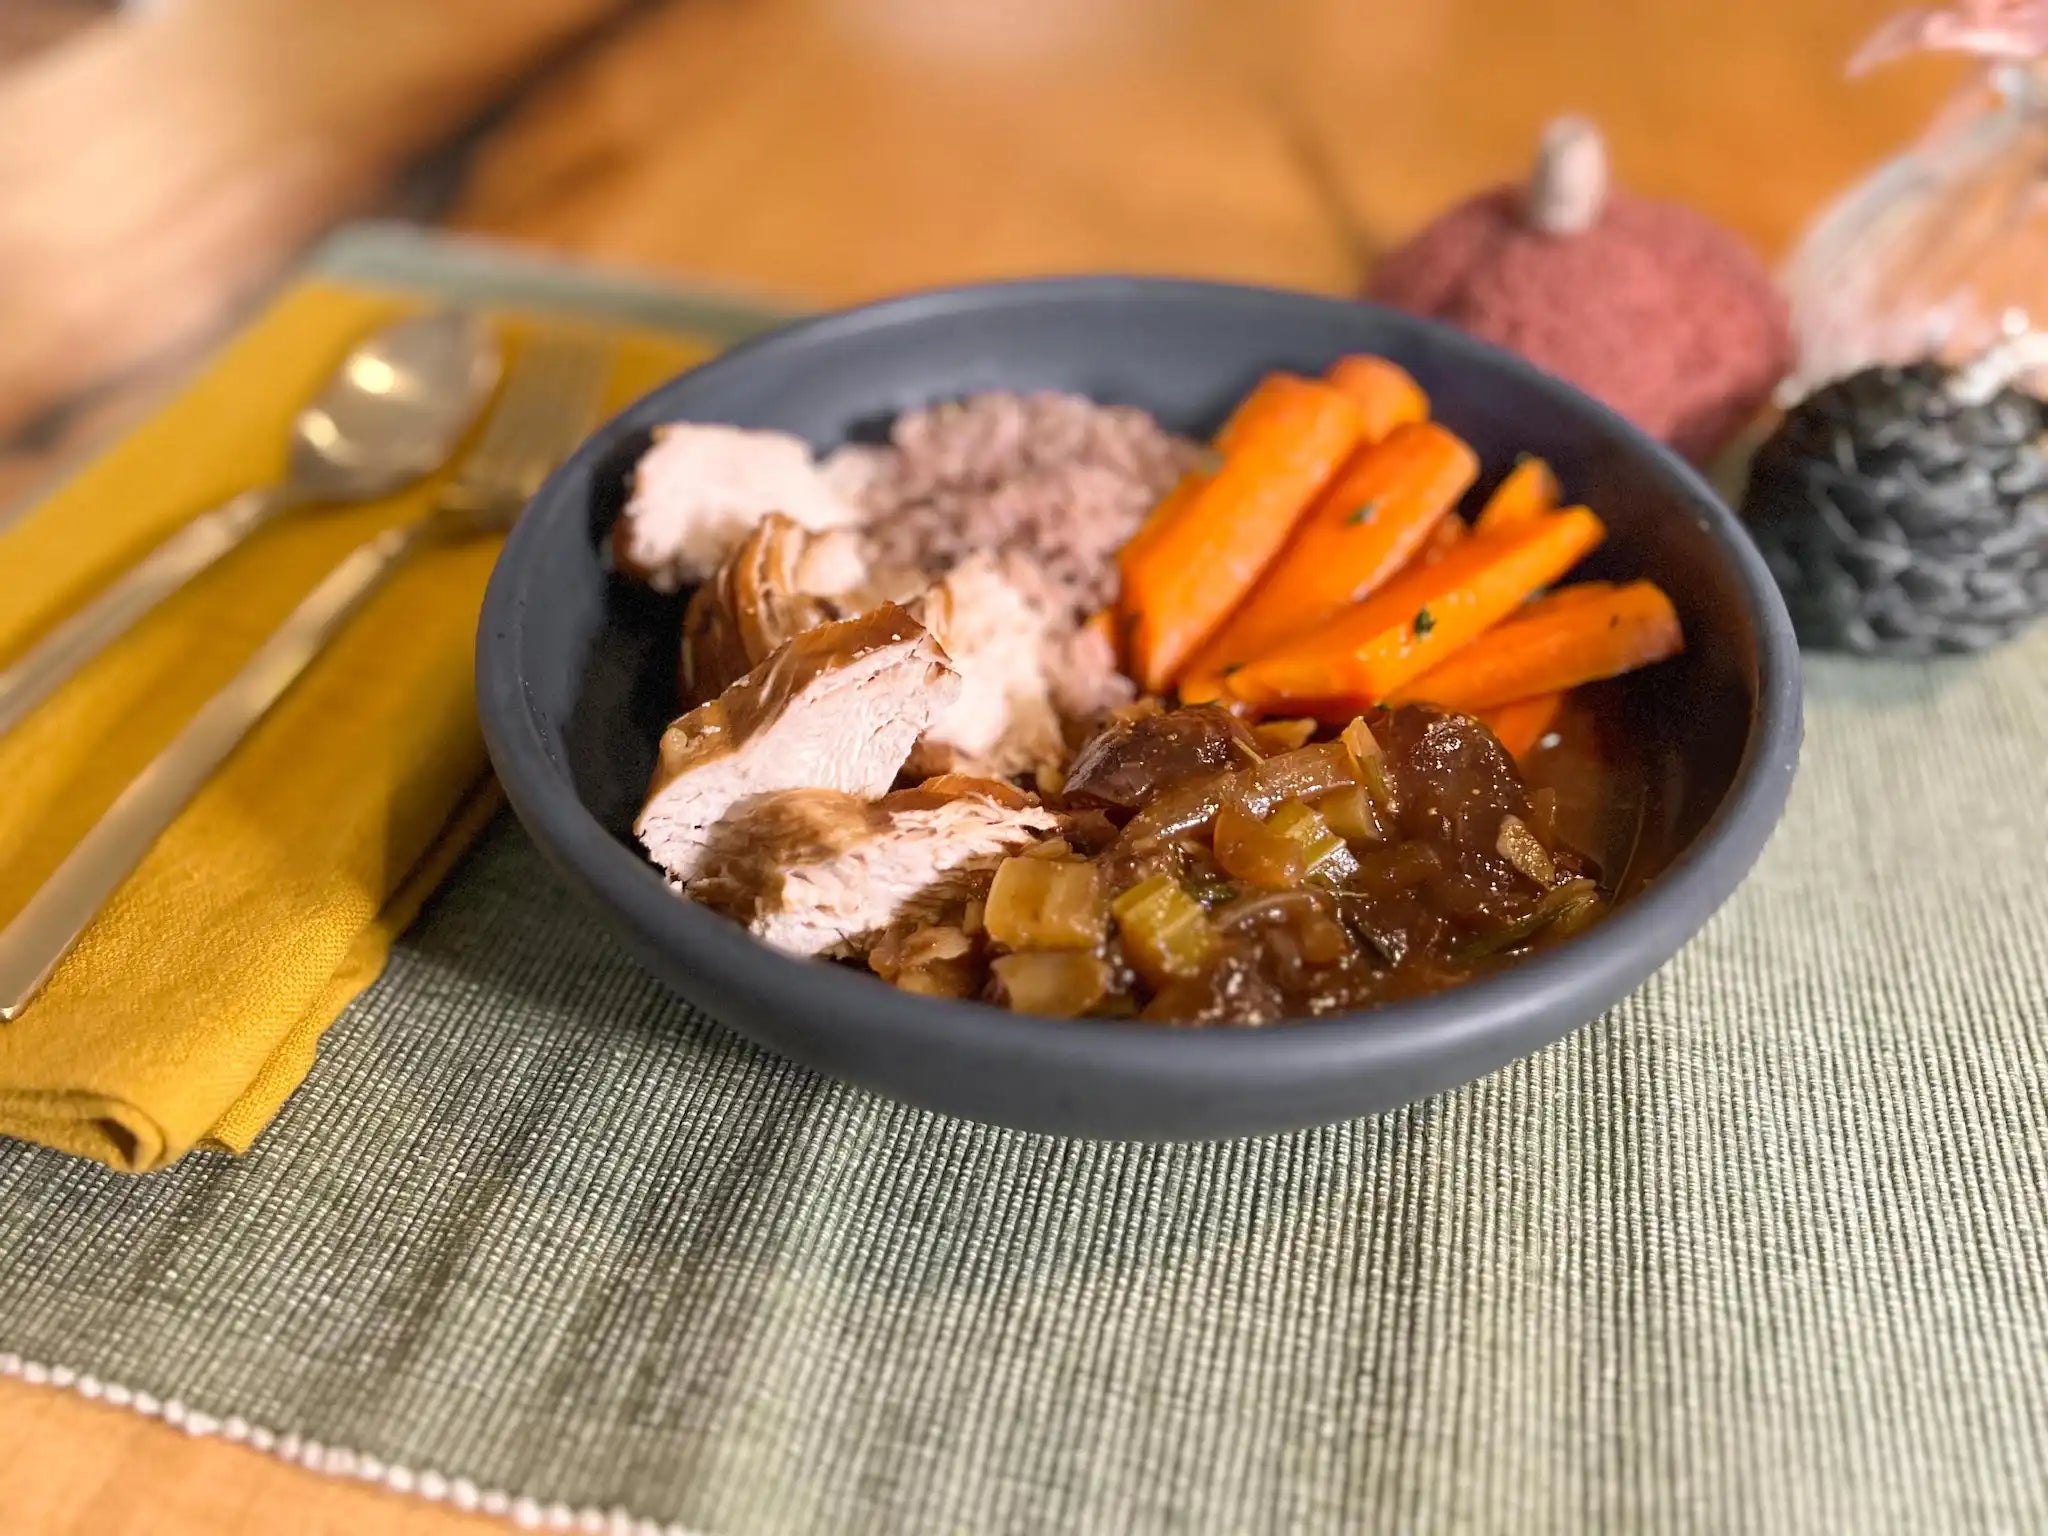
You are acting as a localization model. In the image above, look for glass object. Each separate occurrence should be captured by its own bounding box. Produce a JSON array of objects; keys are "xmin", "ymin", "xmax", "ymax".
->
[{"xmin": 1781, "ymin": 4, "xmax": 2048, "ymax": 399}]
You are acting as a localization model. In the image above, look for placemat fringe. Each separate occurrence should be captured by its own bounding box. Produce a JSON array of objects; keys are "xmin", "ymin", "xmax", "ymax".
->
[{"xmin": 0, "ymin": 1352, "xmax": 709, "ymax": 1536}]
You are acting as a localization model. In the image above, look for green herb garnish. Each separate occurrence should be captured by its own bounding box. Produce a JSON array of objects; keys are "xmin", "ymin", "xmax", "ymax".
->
[
  {"xmin": 1414, "ymin": 607, "xmax": 1436, "ymax": 637},
  {"xmin": 1345, "ymin": 500, "xmax": 1379, "ymax": 527}
]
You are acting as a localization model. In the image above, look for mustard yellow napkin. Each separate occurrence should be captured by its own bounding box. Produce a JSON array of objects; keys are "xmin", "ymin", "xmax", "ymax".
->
[{"xmin": 0, "ymin": 281, "xmax": 714, "ymax": 1171}]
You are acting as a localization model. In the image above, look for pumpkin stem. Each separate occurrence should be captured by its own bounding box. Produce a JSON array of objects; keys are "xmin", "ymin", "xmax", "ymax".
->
[{"xmin": 1524, "ymin": 115, "xmax": 1608, "ymax": 236}]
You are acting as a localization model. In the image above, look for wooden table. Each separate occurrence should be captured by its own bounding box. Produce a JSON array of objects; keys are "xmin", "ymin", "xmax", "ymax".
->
[{"xmin": 0, "ymin": 0, "xmax": 1949, "ymax": 1528}]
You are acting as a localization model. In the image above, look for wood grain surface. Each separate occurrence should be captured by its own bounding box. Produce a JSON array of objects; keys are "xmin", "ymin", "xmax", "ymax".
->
[{"xmin": 0, "ymin": 0, "xmax": 1952, "ymax": 1528}]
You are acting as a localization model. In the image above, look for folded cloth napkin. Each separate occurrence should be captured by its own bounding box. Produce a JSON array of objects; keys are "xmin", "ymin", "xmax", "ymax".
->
[{"xmin": 0, "ymin": 281, "xmax": 714, "ymax": 1171}]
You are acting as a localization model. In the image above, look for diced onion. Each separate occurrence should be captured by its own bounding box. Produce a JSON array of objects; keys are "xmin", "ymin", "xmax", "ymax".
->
[
  {"xmin": 1496, "ymin": 814, "xmax": 1557, "ymax": 886},
  {"xmin": 985, "ymin": 858, "xmax": 1107, "ymax": 950},
  {"xmin": 992, "ymin": 952, "xmax": 1112, "ymax": 1017}
]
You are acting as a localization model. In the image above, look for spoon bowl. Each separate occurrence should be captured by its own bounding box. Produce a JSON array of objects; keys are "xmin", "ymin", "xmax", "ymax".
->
[
  {"xmin": 0, "ymin": 308, "xmax": 502, "ymax": 742},
  {"xmin": 285, "ymin": 309, "xmax": 504, "ymax": 506}
]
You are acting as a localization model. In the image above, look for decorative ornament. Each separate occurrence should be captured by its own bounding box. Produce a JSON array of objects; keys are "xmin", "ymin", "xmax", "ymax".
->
[
  {"xmin": 1782, "ymin": 1, "xmax": 2048, "ymax": 398},
  {"xmin": 1741, "ymin": 335, "xmax": 2048, "ymax": 656},
  {"xmin": 1368, "ymin": 116, "xmax": 1791, "ymax": 465}
]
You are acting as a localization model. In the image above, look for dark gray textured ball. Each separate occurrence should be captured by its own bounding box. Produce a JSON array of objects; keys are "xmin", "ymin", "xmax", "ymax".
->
[{"xmin": 1741, "ymin": 362, "xmax": 2048, "ymax": 657}]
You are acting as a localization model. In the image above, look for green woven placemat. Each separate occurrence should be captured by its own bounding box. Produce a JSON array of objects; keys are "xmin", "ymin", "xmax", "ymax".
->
[
  {"xmin": 1, "ymin": 228, "xmax": 2044, "ymax": 1533},
  {"xmin": 0, "ymin": 634, "xmax": 2043, "ymax": 1533}
]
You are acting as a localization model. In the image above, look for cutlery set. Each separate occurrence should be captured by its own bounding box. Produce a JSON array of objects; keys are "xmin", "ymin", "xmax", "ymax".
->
[{"xmin": 0, "ymin": 313, "xmax": 611, "ymax": 1018}]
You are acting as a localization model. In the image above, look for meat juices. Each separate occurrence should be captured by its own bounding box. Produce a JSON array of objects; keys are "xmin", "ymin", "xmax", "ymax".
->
[{"xmin": 635, "ymin": 605, "xmax": 960, "ymax": 885}]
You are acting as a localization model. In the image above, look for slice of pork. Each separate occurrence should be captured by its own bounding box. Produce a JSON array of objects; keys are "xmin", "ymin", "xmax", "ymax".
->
[
  {"xmin": 635, "ymin": 604, "xmax": 959, "ymax": 883},
  {"xmin": 693, "ymin": 777, "xmax": 1059, "ymax": 958},
  {"xmin": 681, "ymin": 513, "xmax": 872, "ymax": 702},
  {"xmin": 909, "ymin": 553, "xmax": 1070, "ymax": 781},
  {"xmin": 1041, "ymin": 613, "xmax": 1138, "ymax": 724},
  {"xmin": 612, "ymin": 423, "xmax": 861, "ymax": 594}
]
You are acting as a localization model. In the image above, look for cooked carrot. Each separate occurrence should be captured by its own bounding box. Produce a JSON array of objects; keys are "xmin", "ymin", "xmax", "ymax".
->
[
  {"xmin": 1505, "ymin": 579, "xmax": 1620, "ymax": 615},
  {"xmin": 1407, "ymin": 511, "xmax": 1468, "ymax": 571},
  {"xmin": 1475, "ymin": 692, "xmax": 1565, "ymax": 762},
  {"xmin": 1176, "ymin": 421, "xmax": 1478, "ymax": 689},
  {"xmin": 1385, "ymin": 580, "xmax": 1683, "ymax": 713},
  {"xmin": 1223, "ymin": 507, "xmax": 1606, "ymax": 713},
  {"xmin": 1113, "ymin": 470, "xmax": 1202, "ymax": 577},
  {"xmin": 1118, "ymin": 374, "xmax": 1366, "ymax": 692},
  {"xmin": 1473, "ymin": 455, "xmax": 1561, "ymax": 536},
  {"xmin": 1322, "ymin": 355, "xmax": 1430, "ymax": 442}
]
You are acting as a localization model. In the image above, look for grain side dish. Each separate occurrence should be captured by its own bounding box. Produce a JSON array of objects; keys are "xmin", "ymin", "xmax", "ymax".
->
[{"xmin": 612, "ymin": 358, "xmax": 1684, "ymax": 1024}]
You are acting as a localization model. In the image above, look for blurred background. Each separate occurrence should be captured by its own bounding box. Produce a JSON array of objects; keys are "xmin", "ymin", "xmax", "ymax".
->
[{"xmin": 0, "ymin": 0, "xmax": 1953, "ymax": 509}]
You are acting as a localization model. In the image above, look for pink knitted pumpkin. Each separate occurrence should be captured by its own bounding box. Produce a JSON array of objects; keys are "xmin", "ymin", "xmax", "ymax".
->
[{"xmin": 1369, "ymin": 117, "xmax": 1792, "ymax": 464}]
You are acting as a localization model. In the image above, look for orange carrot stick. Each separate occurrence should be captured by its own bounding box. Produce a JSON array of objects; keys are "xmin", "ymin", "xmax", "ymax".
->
[
  {"xmin": 1118, "ymin": 374, "xmax": 1366, "ymax": 692},
  {"xmin": 1505, "ymin": 579, "xmax": 1620, "ymax": 615},
  {"xmin": 1475, "ymin": 692, "xmax": 1565, "ymax": 762},
  {"xmin": 1385, "ymin": 580, "xmax": 1683, "ymax": 713},
  {"xmin": 1113, "ymin": 469, "xmax": 1202, "ymax": 578},
  {"xmin": 1472, "ymin": 455, "xmax": 1561, "ymax": 536},
  {"xmin": 1322, "ymin": 355, "xmax": 1429, "ymax": 442},
  {"xmin": 1223, "ymin": 508, "xmax": 1606, "ymax": 713},
  {"xmin": 1407, "ymin": 511, "xmax": 1468, "ymax": 571},
  {"xmin": 1176, "ymin": 421, "xmax": 1478, "ymax": 687}
]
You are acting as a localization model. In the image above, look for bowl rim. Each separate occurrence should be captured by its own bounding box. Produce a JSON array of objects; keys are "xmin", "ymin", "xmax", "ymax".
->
[{"xmin": 477, "ymin": 273, "xmax": 1803, "ymax": 1089}]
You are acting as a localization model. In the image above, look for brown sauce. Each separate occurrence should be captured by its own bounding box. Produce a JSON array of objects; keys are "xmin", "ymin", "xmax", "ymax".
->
[{"xmin": 935, "ymin": 702, "xmax": 1649, "ymax": 1024}]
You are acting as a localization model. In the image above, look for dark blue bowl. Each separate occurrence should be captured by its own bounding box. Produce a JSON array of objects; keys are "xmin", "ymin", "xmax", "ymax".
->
[{"xmin": 477, "ymin": 277, "xmax": 1801, "ymax": 1140}]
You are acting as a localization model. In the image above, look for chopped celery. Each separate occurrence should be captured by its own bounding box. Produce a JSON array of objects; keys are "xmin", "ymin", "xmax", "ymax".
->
[
  {"xmin": 1112, "ymin": 873, "xmax": 1218, "ymax": 986},
  {"xmin": 1269, "ymin": 801, "xmax": 1346, "ymax": 875}
]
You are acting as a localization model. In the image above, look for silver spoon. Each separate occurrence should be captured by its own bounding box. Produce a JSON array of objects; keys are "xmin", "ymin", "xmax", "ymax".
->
[
  {"xmin": 0, "ymin": 309, "xmax": 502, "ymax": 740},
  {"xmin": 0, "ymin": 331, "xmax": 609, "ymax": 1021}
]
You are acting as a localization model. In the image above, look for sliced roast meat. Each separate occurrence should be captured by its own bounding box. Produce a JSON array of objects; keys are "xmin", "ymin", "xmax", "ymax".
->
[
  {"xmin": 612, "ymin": 423, "xmax": 861, "ymax": 593},
  {"xmin": 1061, "ymin": 703, "xmax": 1263, "ymax": 814},
  {"xmin": 681, "ymin": 513, "xmax": 871, "ymax": 702},
  {"xmin": 693, "ymin": 779, "xmax": 1059, "ymax": 958},
  {"xmin": 635, "ymin": 604, "xmax": 959, "ymax": 883},
  {"xmin": 1040, "ymin": 615, "xmax": 1137, "ymax": 725},
  {"xmin": 908, "ymin": 553, "xmax": 1068, "ymax": 780}
]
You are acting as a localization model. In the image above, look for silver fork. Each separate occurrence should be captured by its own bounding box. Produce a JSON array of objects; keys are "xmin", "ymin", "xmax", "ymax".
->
[{"xmin": 0, "ymin": 331, "xmax": 612, "ymax": 1019}]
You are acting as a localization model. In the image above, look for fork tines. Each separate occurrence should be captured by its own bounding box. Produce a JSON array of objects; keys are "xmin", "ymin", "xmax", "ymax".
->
[{"xmin": 444, "ymin": 329, "xmax": 612, "ymax": 514}]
